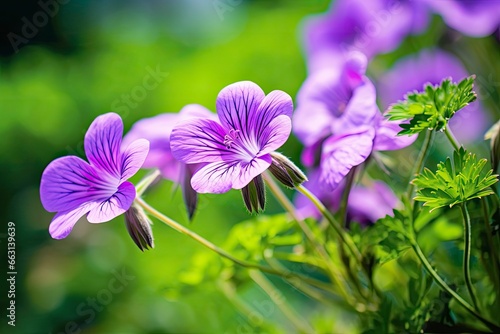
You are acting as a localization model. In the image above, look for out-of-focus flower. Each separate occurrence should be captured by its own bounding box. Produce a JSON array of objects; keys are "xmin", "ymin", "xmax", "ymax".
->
[
  {"xmin": 294, "ymin": 52, "xmax": 415, "ymax": 190},
  {"xmin": 302, "ymin": 0, "xmax": 429, "ymax": 72},
  {"xmin": 40, "ymin": 113, "xmax": 149, "ymax": 239},
  {"xmin": 122, "ymin": 105, "xmax": 214, "ymax": 219},
  {"xmin": 171, "ymin": 81, "xmax": 293, "ymax": 195},
  {"xmin": 295, "ymin": 169, "xmax": 398, "ymax": 225},
  {"xmin": 378, "ymin": 49, "xmax": 490, "ymax": 143},
  {"xmin": 423, "ymin": 0, "xmax": 500, "ymax": 37}
]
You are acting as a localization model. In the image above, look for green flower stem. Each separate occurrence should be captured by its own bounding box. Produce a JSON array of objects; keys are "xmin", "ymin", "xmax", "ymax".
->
[
  {"xmin": 480, "ymin": 198, "xmax": 500, "ymax": 311},
  {"xmin": 249, "ymin": 270, "xmax": 315, "ymax": 334},
  {"xmin": 296, "ymin": 184, "xmax": 362, "ymax": 264},
  {"xmin": 444, "ymin": 126, "xmax": 461, "ymax": 151},
  {"xmin": 407, "ymin": 130, "xmax": 434, "ymax": 201},
  {"xmin": 460, "ymin": 203, "xmax": 480, "ymax": 310},
  {"xmin": 338, "ymin": 166, "xmax": 356, "ymax": 228},
  {"xmin": 135, "ymin": 197, "xmax": 329, "ymax": 291},
  {"xmin": 410, "ymin": 239, "xmax": 499, "ymax": 331},
  {"xmin": 136, "ymin": 169, "xmax": 161, "ymax": 197},
  {"xmin": 263, "ymin": 172, "xmax": 354, "ymax": 304}
]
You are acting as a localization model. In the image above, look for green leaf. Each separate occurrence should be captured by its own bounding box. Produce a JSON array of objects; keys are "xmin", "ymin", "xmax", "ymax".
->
[
  {"xmin": 412, "ymin": 147, "xmax": 498, "ymax": 211},
  {"xmin": 386, "ymin": 76, "xmax": 477, "ymax": 135}
]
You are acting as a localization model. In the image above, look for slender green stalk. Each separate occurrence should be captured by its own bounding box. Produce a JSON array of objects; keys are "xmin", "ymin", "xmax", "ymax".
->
[
  {"xmin": 460, "ymin": 203, "xmax": 479, "ymax": 310},
  {"xmin": 263, "ymin": 172, "xmax": 353, "ymax": 304},
  {"xmin": 249, "ymin": 270, "xmax": 315, "ymax": 334},
  {"xmin": 296, "ymin": 185, "xmax": 362, "ymax": 263},
  {"xmin": 338, "ymin": 166, "xmax": 356, "ymax": 228},
  {"xmin": 135, "ymin": 197, "xmax": 330, "ymax": 290},
  {"xmin": 410, "ymin": 239, "xmax": 500, "ymax": 331},
  {"xmin": 136, "ymin": 169, "xmax": 161, "ymax": 197},
  {"xmin": 407, "ymin": 130, "xmax": 434, "ymax": 201},
  {"xmin": 444, "ymin": 126, "xmax": 461, "ymax": 151}
]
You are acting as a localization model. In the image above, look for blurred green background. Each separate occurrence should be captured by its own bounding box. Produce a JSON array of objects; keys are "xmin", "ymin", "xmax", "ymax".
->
[{"xmin": 1, "ymin": 0, "xmax": 500, "ymax": 333}]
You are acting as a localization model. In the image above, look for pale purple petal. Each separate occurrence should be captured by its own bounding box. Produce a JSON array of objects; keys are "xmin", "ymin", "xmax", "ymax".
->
[
  {"xmin": 179, "ymin": 104, "xmax": 215, "ymax": 119},
  {"xmin": 253, "ymin": 90, "xmax": 293, "ymax": 139},
  {"xmin": 85, "ymin": 113, "xmax": 123, "ymax": 178},
  {"xmin": 293, "ymin": 101, "xmax": 336, "ymax": 147},
  {"xmin": 40, "ymin": 156, "xmax": 114, "ymax": 212},
  {"xmin": 348, "ymin": 181, "xmax": 399, "ymax": 224},
  {"xmin": 320, "ymin": 128, "xmax": 375, "ymax": 190},
  {"xmin": 216, "ymin": 81, "xmax": 265, "ymax": 137},
  {"xmin": 171, "ymin": 118, "xmax": 228, "ymax": 164},
  {"xmin": 121, "ymin": 139, "xmax": 149, "ymax": 181},
  {"xmin": 231, "ymin": 155, "xmax": 272, "ymax": 189},
  {"xmin": 49, "ymin": 201, "xmax": 99, "ymax": 239},
  {"xmin": 87, "ymin": 182, "xmax": 136, "ymax": 223},
  {"xmin": 374, "ymin": 117, "xmax": 417, "ymax": 151},
  {"xmin": 258, "ymin": 115, "xmax": 292, "ymax": 156}
]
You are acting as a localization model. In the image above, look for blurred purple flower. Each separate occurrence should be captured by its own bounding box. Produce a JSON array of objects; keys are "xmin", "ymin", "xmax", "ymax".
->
[
  {"xmin": 302, "ymin": 0, "xmax": 429, "ymax": 72},
  {"xmin": 122, "ymin": 105, "xmax": 214, "ymax": 218},
  {"xmin": 378, "ymin": 49, "xmax": 491, "ymax": 143},
  {"xmin": 40, "ymin": 113, "xmax": 149, "ymax": 239},
  {"xmin": 170, "ymin": 81, "xmax": 293, "ymax": 193},
  {"xmin": 423, "ymin": 0, "xmax": 500, "ymax": 37},
  {"xmin": 294, "ymin": 52, "xmax": 415, "ymax": 190},
  {"xmin": 296, "ymin": 169, "xmax": 398, "ymax": 225}
]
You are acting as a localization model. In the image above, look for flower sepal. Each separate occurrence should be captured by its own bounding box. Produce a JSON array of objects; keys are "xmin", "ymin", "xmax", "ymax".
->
[
  {"xmin": 269, "ymin": 152, "xmax": 308, "ymax": 188},
  {"xmin": 241, "ymin": 175, "xmax": 266, "ymax": 213},
  {"xmin": 125, "ymin": 202, "xmax": 154, "ymax": 251}
]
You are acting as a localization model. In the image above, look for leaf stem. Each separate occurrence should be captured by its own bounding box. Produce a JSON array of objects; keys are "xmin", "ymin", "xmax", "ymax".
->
[
  {"xmin": 460, "ymin": 203, "xmax": 479, "ymax": 310},
  {"xmin": 407, "ymin": 130, "xmax": 434, "ymax": 201},
  {"xmin": 444, "ymin": 126, "xmax": 461, "ymax": 151},
  {"xmin": 136, "ymin": 169, "xmax": 161, "ymax": 197}
]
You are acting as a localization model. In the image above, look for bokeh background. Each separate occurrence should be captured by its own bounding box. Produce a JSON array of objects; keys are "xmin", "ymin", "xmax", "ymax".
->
[{"xmin": 0, "ymin": 0, "xmax": 499, "ymax": 333}]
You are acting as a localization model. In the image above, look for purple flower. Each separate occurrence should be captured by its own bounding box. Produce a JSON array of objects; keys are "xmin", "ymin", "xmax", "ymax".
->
[
  {"xmin": 302, "ymin": 0, "xmax": 429, "ymax": 72},
  {"xmin": 122, "ymin": 105, "xmax": 215, "ymax": 218},
  {"xmin": 423, "ymin": 0, "xmax": 500, "ymax": 37},
  {"xmin": 40, "ymin": 113, "xmax": 149, "ymax": 239},
  {"xmin": 170, "ymin": 81, "xmax": 293, "ymax": 194},
  {"xmin": 295, "ymin": 169, "xmax": 398, "ymax": 225},
  {"xmin": 378, "ymin": 49, "xmax": 491, "ymax": 143},
  {"xmin": 294, "ymin": 52, "xmax": 415, "ymax": 190}
]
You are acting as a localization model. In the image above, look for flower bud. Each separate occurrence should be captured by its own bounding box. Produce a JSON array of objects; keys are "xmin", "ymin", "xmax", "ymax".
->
[
  {"xmin": 269, "ymin": 152, "xmax": 308, "ymax": 188},
  {"xmin": 485, "ymin": 120, "xmax": 500, "ymax": 172},
  {"xmin": 241, "ymin": 175, "xmax": 266, "ymax": 213},
  {"xmin": 182, "ymin": 165, "xmax": 198, "ymax": 220},
  {"xmin": 125, "ymin": 203, "xmax": 154, "ymax": 251}
]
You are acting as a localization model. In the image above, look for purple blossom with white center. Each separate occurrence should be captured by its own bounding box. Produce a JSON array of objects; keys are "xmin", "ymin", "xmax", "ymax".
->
[
  {"xmin": 423, "ymin": 0, "xmax": 500, "ymax": 37},
  {"xmin": 378, "ymin": 49, "xmax": 491, "ymax": 143},
  {"xmin": 170, "ymin": 81, "xmax": 293, "ymax": 194},
  {"xmin": 40, "ymin": 113, "xmax": 149, "ymax": 239},
  {"xmin": 294, "ymin": 52, "xmax": 415, "ymax": 190},
  {"xmin": 302, "ymin": 0, "xmax": 429, "ymax": 72},
  {"xmin": 295, "ymin": 169, "xmax": 399, "ymax": 225}
]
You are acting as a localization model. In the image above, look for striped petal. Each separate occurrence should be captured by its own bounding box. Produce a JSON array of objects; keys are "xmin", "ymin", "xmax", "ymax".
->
[{"xmin": 87, "ymin": 181, "xmax": 136, "ymax": 223}]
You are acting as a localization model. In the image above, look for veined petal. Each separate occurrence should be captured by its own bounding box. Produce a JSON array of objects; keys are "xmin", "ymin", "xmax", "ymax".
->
[
  {"xmin": 216, "ymin": 81, "xmax": 265, "ymax": 139},
  {"xmin": 232, "ymin": 155, "xmax": 272, "ymax": 189},
  {"xmin": 253, "ymin": 90, "xmax": 293, "ymax": 139},
  {"xmin": 87, "ymin": 181, "xmax": 136, "ymax": 223},
  {"xmin": 49, "ymin": 201, "xmax": 99, "ymax": 239},
  {"xmin": 258, "ymin": 115, "xmax": 292, "ymax": 156},
  {"xmin": 121, "ymin": 138, "xmax": 149, "ymax": 180},
  {"xmin": 171, "ymin": 118, "xmax": 228, "ymax": 164},
  {"xmin": 40, "ymin": 156, "xmax": 113, "ymax": 212},
  {"xmin": 320, "ymin": 128, "xmax": 375, "ymax": 190},
  {"xmin": 85, "ymin": 113, "xmax": 123, "ymax": 178},
  {"xmin": 374, "ymin": 117, "xmax": 417, "ymax": 151}
]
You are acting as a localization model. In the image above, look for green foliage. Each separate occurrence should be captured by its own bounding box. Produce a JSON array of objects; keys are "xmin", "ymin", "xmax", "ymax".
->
[
  {"xmin": 387, "ymin": 76, "xmax": 477, "ymax": 135},
  {"xmin": 413, "ymin": 147, "xmax": 498, "ymax": 211}
]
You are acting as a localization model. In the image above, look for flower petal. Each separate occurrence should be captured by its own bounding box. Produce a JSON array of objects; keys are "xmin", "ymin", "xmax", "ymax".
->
[
  {"xmin": 49, "ymin": 201, "xmax": 99, "ymax": 239},
  {"xmin": 254, "ymin": 90, "xmax": 293, "ymax": 138},
  {"xmin": 216, "ymin": 81, "xmax": 265, "ymax": 137},
  {"xmin": 374, "ymin": 117, "xmax": 417, "ymax": 151},
  {"xmin": 232, "ymin": 155, "xmax": 272, "ymax": 189},
  {"xmin": 87, "ymin": 181, "xmax": 136, "ymax": 223},
  {"xmin": 258, "ymin": 115, "xmax": 292, "ymax": 156},
  {"xmin": 320, "ymin": 128, "xmax": 375, "ymax": 190},
  {"xmin": 40, "ymin": 156, "xmax": 106, "ymax": 212},
  {"xmin": 171, "ymin": 118, "xmax": 228, "ymax": 164},
  {"xmin": 85, "ymin": 113, "xmax": 123, "ymax": 178},
  {"xmin": 121, "ymin": 139, "xmax": 149, "ymax": 180}
]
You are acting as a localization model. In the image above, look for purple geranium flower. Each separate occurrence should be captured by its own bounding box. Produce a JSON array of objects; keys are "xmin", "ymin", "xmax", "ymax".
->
[
  {"xmin": 40, "ymin": 113, "xmax": 149, "ymax": 239},
  {"xmin": 170, "ymin": 81, "xmax": 293, "ymax": 194},
  {"xmin": 378, "ymin": 49, "xmax": 491, "ymax": 143},
  {"xmin": 302, "ymin": 0, "xmax": 429, "ymax": 72},
  {"xmin": 122, "ymin": 105, "xmax": 215, "ymax": 218},
  {"xmin": 294, "ymin": 52, "xmax": 415, "ymax": 190},
  {"xmin": 423, "ymin": 0, "xmax": 500, "ymax": 37}
]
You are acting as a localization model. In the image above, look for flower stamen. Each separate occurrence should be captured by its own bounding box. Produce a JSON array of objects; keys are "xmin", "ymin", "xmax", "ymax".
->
[{"xmin": 223, "ymin": 129, "xmax": 240, "ymax": 149}]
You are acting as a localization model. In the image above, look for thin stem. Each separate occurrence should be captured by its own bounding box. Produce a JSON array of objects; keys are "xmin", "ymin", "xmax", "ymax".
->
[
  {"xmin": 407, "ymin": 130, "xmax": 434, "ymax": 201},
  {"xmin": 444, "ymin": 126, "xmax": 461, "ymax": 151},
  {"xmin": 263, "ymin": 173, "xmax": 353, "ymax": 304},
  {"xmin": 249, "ymin": 270, "xmax": 315, "ymax": 334},
  {"xmin": 410, "ymin": 239, "xmax": 499, "ymax": 331},
  {"xmin": 296, "ymin": 185, "xmax": 362, "ymax": 264},
  {"xmin": 338, "ymin": 166, "xmax": 356, "ymax": 228},
  {"xmin": 135, "ymin": 197, "xmax": 330, "ymax": 290},
  {"xmin": 460, "ymin": 203, "xmax": 479, "ymax": 310},
  {"xmin": 136, "ymin": 169, "xmax": 161, "ymax": 197},
  {"xmin": 480, "ymin": 198, "xmax": 500, "ymax": 313}
]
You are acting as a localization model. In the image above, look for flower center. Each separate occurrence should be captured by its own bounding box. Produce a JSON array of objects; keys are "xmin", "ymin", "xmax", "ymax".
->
[{"xmin": 223, "ymin": 129, "xmax": 240, "ymax": 149}]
